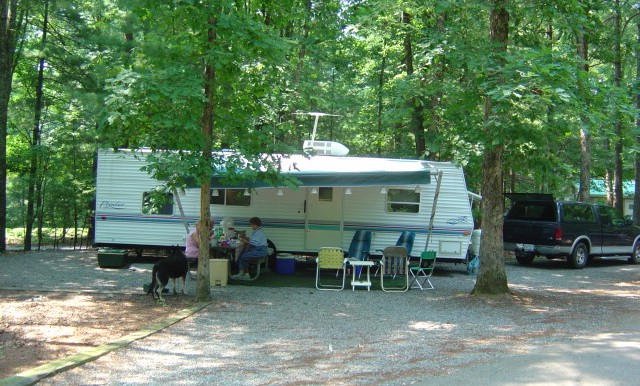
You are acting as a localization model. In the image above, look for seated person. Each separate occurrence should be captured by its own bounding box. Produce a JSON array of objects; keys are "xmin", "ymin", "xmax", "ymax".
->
[
  {"xmin": 185, "ymin": 221, "xmax": 213, "ymax": 260},
  {"xmin": 231, "ymin": 217, "xmax": 267, "ymax": 280}
]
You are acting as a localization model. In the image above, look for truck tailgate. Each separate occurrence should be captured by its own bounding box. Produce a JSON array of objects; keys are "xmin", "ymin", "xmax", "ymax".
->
[{"xmin": 503, "ymin": 220, "xmax": 557, "ymax": 245}]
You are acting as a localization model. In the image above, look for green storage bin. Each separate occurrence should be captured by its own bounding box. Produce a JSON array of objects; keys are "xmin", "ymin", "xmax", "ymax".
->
[{"xmin": 97, "ymin": 249, "xmax": 129, "ymax": 268}]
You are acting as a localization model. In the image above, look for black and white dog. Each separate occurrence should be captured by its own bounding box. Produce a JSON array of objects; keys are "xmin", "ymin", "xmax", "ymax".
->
[{"xmin": 147, "ymin": 247, "xmax": 188, "ymax": 301}]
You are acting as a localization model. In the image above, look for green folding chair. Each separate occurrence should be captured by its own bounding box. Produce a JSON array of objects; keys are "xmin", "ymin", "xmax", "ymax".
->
[{"xmin": 409, "ymin": 251, "xmax": 436, "ymax": 290}]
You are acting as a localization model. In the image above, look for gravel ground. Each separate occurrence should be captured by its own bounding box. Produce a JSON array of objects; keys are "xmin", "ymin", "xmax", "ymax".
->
[{"xmin": 2, "ymin": 250, "xmax": 640, "ymax": 385}]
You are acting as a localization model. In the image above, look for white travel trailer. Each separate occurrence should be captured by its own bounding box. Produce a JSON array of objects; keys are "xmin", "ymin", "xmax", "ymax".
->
[{"xmin": 94, "ymin": 148, "xmax": 478, "ymax": 262}]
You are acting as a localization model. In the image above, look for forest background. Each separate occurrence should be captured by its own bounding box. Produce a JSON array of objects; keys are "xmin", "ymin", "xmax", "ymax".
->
[{"xmin": 2, "ymin": 0, "xmax": 640, "ymax": 295}]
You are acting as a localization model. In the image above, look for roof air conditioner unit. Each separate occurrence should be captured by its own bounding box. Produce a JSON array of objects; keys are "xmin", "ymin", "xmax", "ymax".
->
[{"xmin": 303, "ymin": 140, "xmax": 349, "ymax": 156}]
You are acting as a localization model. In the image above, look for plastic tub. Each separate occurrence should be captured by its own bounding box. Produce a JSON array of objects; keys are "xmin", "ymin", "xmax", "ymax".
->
[{"xmin": 276, "ymin": 253, "xmax": 295, "ymax": 275}]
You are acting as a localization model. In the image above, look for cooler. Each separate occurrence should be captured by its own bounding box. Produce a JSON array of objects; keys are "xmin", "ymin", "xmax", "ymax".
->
[
  {"xmin": 97, "ymin": 249, "xmax": 129, "ymax": 268},
  {"xmin": 209, "ymin": 258, "xmax": 229, "ymax": 286},
  {"xmin": 276, "ymin": 253, "xmax": 295, "ymax": 275}
]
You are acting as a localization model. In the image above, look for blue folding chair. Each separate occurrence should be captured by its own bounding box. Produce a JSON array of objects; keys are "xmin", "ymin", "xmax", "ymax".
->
[
  {"xmin": 345, "ymin": 230, "xmax": 372, "ymax": 277},
  {"xmin": 396, "ymin": 231, "xmax": 415, "ymax": 255}
]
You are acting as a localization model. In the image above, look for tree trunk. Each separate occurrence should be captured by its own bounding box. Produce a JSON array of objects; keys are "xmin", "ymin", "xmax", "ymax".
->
[
  {"xmin": 634, "ymin": 23, "xmax": 640, "ymax": 225},
  {"xmin": 612, "ymin": 0, "xmax": 623, "ymax": 212},
  {"xmin": 195, "ymin": 13, "xmax": 217, "ymax": 303},
  {"xmin": 473, "ymin": 144, "xmax": 509, "ymax": 294},
  {"xmin": 25, "ymin": 0, "xmax": 48, "ymax": 251},
  {"xmin": 576, "ymin": 25, "xmax": 591, "ymax": 202},
  {"xmin": 402, "ymin": 11, "xmax": 426, "ymax": 158},
  {"xmin": 472, "ymin": 0, "xmax": 509, "ymax": 296},
  {"xmin": 424, "ymin": 11, "xmax": 446, "ymax": 161},
  {"xmin": 377, "ymin": 41, "xmax": 386, "ymax": 156},
  {"xmin": 605, "ymin": 166, "xmax": 613, "ymax": 205},
  {"xmin": 0, "ymin": 0, "xmax": 20, "ymax": 252},
  {"xmin": 36, "ymin": 155, "xmax": 48, "ymax": 249},
  {"xmin": 293, "ymin": 0, "xmax": 311, "ymax": 87}
]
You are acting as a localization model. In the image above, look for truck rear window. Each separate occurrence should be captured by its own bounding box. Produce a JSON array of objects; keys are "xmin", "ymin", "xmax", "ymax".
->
[{"xmin": 506, "ymin": 203, "xmax": 555, "ymax": 221}]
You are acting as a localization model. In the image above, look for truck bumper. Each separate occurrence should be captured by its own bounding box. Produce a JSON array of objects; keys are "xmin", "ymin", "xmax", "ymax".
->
[{"xmin": 504, "ymin": 242, "xmax": 572, "ymax": 256}]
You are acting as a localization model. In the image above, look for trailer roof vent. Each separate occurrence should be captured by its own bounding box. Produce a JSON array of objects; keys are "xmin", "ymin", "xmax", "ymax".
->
[{"xmin": 303, "ymin": 140, "xmax": 349, "ymax": 156}]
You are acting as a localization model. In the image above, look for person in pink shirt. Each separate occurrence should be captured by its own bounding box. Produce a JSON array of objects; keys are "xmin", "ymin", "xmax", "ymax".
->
[{"xmin": 185, "ymin": 222, "xmax": 213, "ymax": 259}]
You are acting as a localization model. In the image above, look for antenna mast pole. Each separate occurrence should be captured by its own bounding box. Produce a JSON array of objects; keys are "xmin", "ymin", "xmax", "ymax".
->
[
  {"xmin": 292, "ymin": 112, "xmax": 341, "ymax": 141},
  {"xmin": 312, "ymin": 114, "xmax": 320, "ymax": 141}
]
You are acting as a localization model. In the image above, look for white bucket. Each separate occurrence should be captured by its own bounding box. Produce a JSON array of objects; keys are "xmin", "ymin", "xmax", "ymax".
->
[{"xmin": 470, "ymin": 229, "xmax": 482, "ymax": 256}]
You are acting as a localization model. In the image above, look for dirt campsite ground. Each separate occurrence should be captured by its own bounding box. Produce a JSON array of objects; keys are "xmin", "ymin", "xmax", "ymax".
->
[{"xmin": 0, "ymin": 249, "xmax": 196, "ymax": 378}]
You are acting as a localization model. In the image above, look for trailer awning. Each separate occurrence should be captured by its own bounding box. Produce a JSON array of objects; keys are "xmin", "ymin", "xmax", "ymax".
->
[
  {"xmin": 211, "ymin": 155, "xmax": 431, "ymax": 189},
  {"xmin": 212, "ymin": 170, "xmax": 430, "ymax": 188}
]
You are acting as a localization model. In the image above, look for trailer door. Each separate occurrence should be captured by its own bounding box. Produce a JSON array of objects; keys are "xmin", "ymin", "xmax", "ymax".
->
[{"xmin": 305, "ymin": 187, "xmax": 343, "ymax": 250}]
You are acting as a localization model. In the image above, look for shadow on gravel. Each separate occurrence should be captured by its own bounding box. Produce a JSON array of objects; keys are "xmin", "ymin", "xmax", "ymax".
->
[
  {"xmin": 506, "ymin": 256, "xmax": 631, "ymax": 271},
  {"xmin": 432, "ymin": 265, "xmax": 470, "ymax": 277}
]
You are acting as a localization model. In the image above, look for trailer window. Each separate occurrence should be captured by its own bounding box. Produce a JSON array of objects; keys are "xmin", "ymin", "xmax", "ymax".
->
[
  {"xmin": 210, "ymin": 189, "xmax": 251, "ymax": 206},
  {"xmin": 142, "ymin": 191, "xmax": 173, "ymax": 215},
  {"xmin": 318, "ymin": 187, "xmax": 333, "ymax": 202},
  {"xmin": 386, "ymin": 189, "xmax": 420, "ymax": 213}
]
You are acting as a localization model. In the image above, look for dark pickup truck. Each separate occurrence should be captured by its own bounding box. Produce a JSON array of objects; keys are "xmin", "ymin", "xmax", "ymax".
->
[{"xmin": 503, "ymin": 194, "xmax": 640, "ymax": 268}]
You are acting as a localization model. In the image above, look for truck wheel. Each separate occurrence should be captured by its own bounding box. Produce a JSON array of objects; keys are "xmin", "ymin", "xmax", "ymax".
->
[
  {"xmin": 569, "ymin": 242, "xmax": 588, "ymax": 269},
  {"xmin": 515, "ymin": 252, "xmax": 534, "ymax": 265},
  {"xmin": 628, "ymin": 242, "xmax": 640, "ymax": 264}
]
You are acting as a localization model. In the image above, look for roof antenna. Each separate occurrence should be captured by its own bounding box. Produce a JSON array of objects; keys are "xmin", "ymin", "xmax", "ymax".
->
[
  {"xmin": 292, "ymin": 112, "xmax": 348, "ymax": 156},
  {"xmin": 292, "ymin": 112, "xmax": 341, "ymax": 141}
]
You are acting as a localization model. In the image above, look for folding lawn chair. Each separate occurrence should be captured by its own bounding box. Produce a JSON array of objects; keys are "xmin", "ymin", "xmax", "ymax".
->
[
  {"xmin": 379, "ymin": 246, "xmax": 409, "ymax": 292},
  {"xmin": 396, "ymin": 231, "xmax": 415, "ymax": 255},
  {"xmin": 374, "ymin": 231, "xmax": 415, "ymax": 276},
  {"xmin": 345, "ymin": 230, "xmax": 372, "ymax": 278},
  {"xmin": 409, "ymin": 251, "xmax": 436, "ymax": 290},
  {"xmin": 316, "ymin": 247, "xmax": 347, "ymax": 291}
]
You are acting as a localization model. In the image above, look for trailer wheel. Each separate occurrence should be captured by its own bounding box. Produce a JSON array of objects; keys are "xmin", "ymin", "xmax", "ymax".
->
[{"xmin": 267, "ymin": 239, "xmax": 277, "ymax": 270}]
